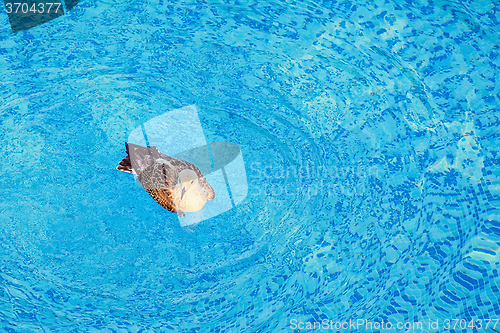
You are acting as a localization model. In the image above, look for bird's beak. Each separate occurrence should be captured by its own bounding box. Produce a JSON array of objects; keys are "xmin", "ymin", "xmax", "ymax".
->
[{"xmin": 181, "ymin": 187, "xmax": 186, "ymax": 200}]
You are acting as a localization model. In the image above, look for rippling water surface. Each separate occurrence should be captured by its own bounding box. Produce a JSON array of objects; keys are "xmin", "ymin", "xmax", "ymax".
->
[{"xmin": 1, "ymin": 0, "xmax": 499, "ymax": 331}]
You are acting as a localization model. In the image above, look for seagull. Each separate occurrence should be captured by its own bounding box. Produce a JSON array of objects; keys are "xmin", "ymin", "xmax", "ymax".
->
[{"xmin": 116, "ymin": 143, "xmax": 215, "ymax": 216}]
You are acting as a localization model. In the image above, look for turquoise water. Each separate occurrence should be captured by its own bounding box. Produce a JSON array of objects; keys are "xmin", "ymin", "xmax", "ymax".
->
[{"xmin": 1, "ymin": 0, "xmax": 500, "ymax": 332}]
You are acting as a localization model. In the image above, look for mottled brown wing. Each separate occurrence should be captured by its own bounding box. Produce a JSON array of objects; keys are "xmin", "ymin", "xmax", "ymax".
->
[
  {"xmin": 124, "ymin": 143, "xmax": 214, "ymax": 211},
  {"xmin": 154, "ymin": 149, "xmax": 216, "ymax": 200},
  {"xmin": 145, "ymin": 188, "xmax": 177, "ymax": 212},
  {"xmin": 127, "ymin": 145, "xmax": 171, "ymax": 188}
]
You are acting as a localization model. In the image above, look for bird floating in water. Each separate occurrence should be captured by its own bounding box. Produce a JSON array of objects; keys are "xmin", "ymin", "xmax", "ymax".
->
[{"xmin": 116, "ymin": 143, "xmax": 215, "ymax": 216}]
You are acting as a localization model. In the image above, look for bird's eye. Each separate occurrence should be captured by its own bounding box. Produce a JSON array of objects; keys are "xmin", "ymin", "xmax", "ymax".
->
[{"xmin": 191, "ymin": 180, "xmax": 194, "ymax": 184}]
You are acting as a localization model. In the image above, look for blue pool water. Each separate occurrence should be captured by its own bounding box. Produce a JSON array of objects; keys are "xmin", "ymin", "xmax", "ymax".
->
[{"xmin": 1, "ymin": 0, "xmax": 500, "ymax": 332}]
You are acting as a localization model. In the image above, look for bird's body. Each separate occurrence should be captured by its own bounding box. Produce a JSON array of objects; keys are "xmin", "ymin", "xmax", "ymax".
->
[{"xmin": 117, "ymin": 143, "xmax": 215, "ymax": 214}]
